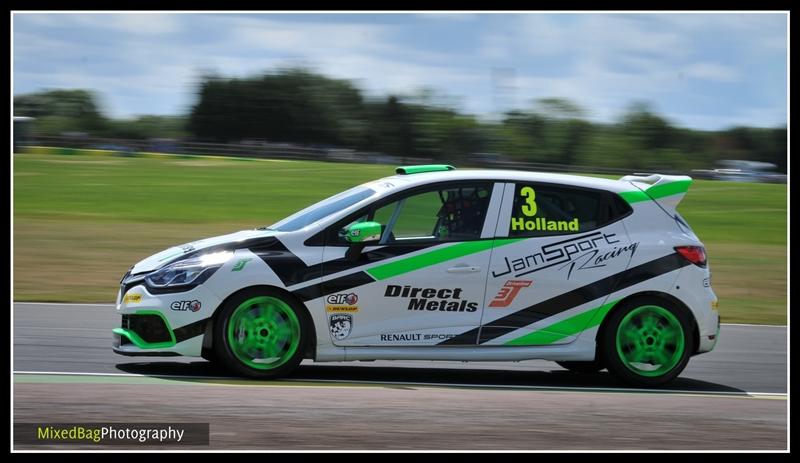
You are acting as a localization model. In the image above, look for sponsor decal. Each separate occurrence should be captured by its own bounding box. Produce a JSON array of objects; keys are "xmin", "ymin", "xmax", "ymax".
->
[
  {"xmin": 329, "ymin": 313, "xmax": 353, "ymax": 340},
  {"xmin": 231, "ymin": 258, "xmax": 252, "ymax": 272},
  {"xmin": 170, "ymin": 300, "xmax": 202, "ymax": 312},
  {"xmin": 489, "ymin": 280, "xmax": 532, "ymax": 307},
  {"xmin": 327, "ymin": 293, "xmax": 359, "ymax": 305},
  {"xmin": 558, "ymin": 241, "xmax": 639, "ymax": 280},
  {"xmin": 380, "ymin": 333, "xmax": 456, "ymax": 342},
  {"xmin": 492, "ymin": 232, "xmax": 635, "ymax": 280},
  {"xmin": 326, "ymin": 293, "xmax": 359, "ymax": 312},
  {"xmin": 703, "ymin": 277, "xmax": 711, "ymax": 287},
  {"xmin": 512, "ymin": 186, "xmax": 580, "ymax": 232},
  {"xmin": 123, "ymin": 293, "xmax": 142, "ymax": 304},
  {"xmin": 511, "ymin": 217, "xmax": 580, "ymax": 232},
  {"xmin": 326, "ymin": 306, "xmax": 359, "ymax": 313},
  {"xmin": 384, "ymin": 285, "xmax": 478, "ymax": 312}
]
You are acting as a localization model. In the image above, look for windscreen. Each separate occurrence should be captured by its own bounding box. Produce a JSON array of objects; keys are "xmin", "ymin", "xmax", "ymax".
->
[{"xmin": 269, "ymin": 186, "xmax": 376, "ymax": 232}]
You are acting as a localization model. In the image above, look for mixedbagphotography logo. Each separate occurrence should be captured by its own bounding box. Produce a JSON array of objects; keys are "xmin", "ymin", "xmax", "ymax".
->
[{"xmin": 14, "ymin": 423, "xmax": 210, "ymax": 446}]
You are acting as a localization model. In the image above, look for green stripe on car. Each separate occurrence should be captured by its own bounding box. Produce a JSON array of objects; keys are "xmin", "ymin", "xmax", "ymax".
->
[
  {"xmin": 366, "ymin": 238, "xmax": 523, "ymax": 281},
  {"xmin": 113, "ymin": 310, "xmax": 177, "ymax": 349},
  {"xmin": 619, "ymin": 190, "xmax": 650, "ymax": 204},
  {"xmin": 621, "ymin": 179, "xmax": 692, "ymax": 204},
  {"xmin": 505, "ymin": 299, "xmax": 619, "ymax": 346},
  {"xmin": 647, "ymin": 179, "xmax": 692, "ymax": 199}
]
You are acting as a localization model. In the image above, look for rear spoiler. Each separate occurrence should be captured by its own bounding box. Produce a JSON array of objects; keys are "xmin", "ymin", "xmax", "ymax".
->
[{"xmin": 618, "ymin": 173, "xmax": 692, "ymax": 211}]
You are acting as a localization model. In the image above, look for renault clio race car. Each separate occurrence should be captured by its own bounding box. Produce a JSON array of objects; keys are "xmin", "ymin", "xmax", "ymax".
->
[{"xmin": 113, "ymin": 165, "xmax": 719, "ymax": 386}]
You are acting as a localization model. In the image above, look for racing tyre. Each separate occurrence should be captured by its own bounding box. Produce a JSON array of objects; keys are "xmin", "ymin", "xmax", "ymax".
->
[
  {"xmin": 213, "ymin": 288, "xmax": 310, "ymax": 379},
  {"xmin": 601, "ymin": 298, "xmax": 695, "ymax": 387},
  {"xmin": 556, "ymin": 360, "xmax": 604, "ymax": 374}
]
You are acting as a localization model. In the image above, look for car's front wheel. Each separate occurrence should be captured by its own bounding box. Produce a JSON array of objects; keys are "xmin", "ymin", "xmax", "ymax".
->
[
  {"xmin": 601, "ymin": 298, "xmax": 694, "ymax": 387},
  {"xmin": 213, "ymin": 288, "xmax": 310, "ymax": 379}
]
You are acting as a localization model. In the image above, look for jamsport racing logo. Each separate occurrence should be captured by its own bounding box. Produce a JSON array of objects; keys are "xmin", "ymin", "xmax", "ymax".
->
[{"xmin": 492, "ymin": 231, "xmax": 637, "ymax": 280}]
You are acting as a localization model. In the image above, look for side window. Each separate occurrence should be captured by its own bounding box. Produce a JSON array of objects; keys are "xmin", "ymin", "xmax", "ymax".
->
[
  {"xmin": 378, "ymin": 184, "xmax": 492, "ymax": 243},
  {"xmin": 509, "ymin": 183, "xmax": 607, "ymax": 237}
]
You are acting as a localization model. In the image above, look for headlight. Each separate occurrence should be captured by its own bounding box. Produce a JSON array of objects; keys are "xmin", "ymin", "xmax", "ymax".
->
[{"xmin": 145, "ymin": 251, "xmax": 233, "ymax": 289}]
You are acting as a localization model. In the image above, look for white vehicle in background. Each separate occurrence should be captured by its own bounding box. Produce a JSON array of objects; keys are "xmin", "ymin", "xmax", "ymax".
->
[
  {"xmin": 714, "ymin": 160, "xmax": 786, "ymax": 183},
  {"xmin": 113, "ymin": 165, "xmax": 719, "ymax": 386}
]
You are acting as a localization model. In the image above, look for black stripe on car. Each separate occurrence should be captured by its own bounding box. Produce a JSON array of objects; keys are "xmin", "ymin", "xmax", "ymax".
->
[
  {"xmin": 291, "ymin": 271, "xmax": 376, "ymax": 302},
  {"xmin": 173, "ymin": 318, "xmax": 209, "ymax": 343},
  {"xmin": 250, "ymin": 239, "xmax": 435, "ymax": 287},
  {"xmin": 440, "ymin": 252, "xmax": 691, "ymax": 345}
]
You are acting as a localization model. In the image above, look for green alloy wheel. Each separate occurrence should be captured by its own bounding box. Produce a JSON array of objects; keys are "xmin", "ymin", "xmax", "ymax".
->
[
  {"xmin": 616, "ymin": 305, "xmax": 684, "ymax": 377},
  {"xmin": 214, "ymin": 289, "xmax": 309, "ymax": 379},
  {"xmin": 602, "ymin": 299, "xmax": 694, "ymax": 387}
]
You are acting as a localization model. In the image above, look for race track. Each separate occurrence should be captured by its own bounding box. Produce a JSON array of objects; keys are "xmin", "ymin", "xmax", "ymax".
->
[{"xmin": 13, "ymin": 302, "xmax": 788, "ymax": 450}]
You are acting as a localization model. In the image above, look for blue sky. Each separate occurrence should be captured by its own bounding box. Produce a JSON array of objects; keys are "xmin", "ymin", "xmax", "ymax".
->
[{"xmin": 13, "ymin": 12, "xmax": 788, "ymax": 130}]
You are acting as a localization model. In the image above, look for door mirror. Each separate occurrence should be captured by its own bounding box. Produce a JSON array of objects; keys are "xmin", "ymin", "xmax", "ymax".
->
[{"xmin": 343, "ymin": 221, "xmax": 382, "ymax": 244}]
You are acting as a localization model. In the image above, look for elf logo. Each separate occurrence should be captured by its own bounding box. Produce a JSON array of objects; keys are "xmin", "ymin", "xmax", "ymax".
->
[
  {"xmin": 170, "ymin": 300, "xmax": 201, "ymax": 312},
  {"xmin": 489, "ymin": 280, "xmax": 532, "ymax": 308},
  {"xmin": 327, "ymin": 293, "xmax": 358, "ymax": 305}
]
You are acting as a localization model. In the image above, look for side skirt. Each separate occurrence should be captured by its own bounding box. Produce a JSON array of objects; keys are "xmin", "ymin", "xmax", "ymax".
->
[{"xmin": 313, "ymin": 328, "xmax": 599, "ymax": 363}]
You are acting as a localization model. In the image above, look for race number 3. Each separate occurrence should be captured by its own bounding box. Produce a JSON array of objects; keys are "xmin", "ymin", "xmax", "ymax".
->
[{"xmin": 520, "ymin": 186, "xmax": 537, "ymax": 216}]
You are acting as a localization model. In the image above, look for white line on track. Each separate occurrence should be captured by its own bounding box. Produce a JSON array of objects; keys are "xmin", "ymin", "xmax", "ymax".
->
[
  {"xmin": 13, "ymin": 370, "xmax": 787, "ymax": 398},
  {"xmin": 15, "ymin": 370, "xmax": 231, "ymax": 379},
  {"xmin": 720, "ymin": 323, "xmax": 788, "ymax": 328},
  {"xmin": 14, "ymin": 302, "xmax": 114, "ymax": 307},
  {"xmin": 15, "ymin": 326, "xmax": 109, "ymax": 331}
]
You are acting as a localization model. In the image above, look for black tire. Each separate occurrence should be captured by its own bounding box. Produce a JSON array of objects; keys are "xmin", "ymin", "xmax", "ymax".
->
[
  {"xmin": 556, "ymin": 360, "xmax": 605, "ymax": 374},
  {"xmin": 201, "ymin": 321, "xmax": 218, "ymax": 362},
  {"xmin": 601, "ymin": 297, "xmax": 695, "ymax": 387},
  {"xmin": 200, "ymin": 347, "xmax": 218, "ymax": 363},
  {"xmin": 213, "ymin": 287, "xmax": 310, "ymax": 379}
]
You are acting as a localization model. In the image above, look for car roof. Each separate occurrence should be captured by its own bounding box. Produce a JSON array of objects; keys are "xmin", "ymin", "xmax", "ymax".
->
[{"xmin": 376, "ymin": 169, "xmax": 632, "ymax": 194}]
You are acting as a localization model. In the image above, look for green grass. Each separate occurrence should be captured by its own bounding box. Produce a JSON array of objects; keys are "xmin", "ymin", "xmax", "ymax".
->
[
  {"xmin": 13, "ymin": 153, "xmax": 787, "ymax": 324},
  {"xmin": 13, "ymin": 155, "xmax": 390, "ymax": 223}
]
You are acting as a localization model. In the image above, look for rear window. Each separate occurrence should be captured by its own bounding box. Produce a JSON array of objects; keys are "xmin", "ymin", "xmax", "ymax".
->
[{"xmin": 508, "ymin": 183, "xmax": 631, "ymax": 237}]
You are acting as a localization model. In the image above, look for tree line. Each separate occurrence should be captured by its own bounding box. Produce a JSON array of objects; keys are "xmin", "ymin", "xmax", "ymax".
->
[{"xmin": 13, "ymin": 69, "xmax": 787, "ymax": 172}]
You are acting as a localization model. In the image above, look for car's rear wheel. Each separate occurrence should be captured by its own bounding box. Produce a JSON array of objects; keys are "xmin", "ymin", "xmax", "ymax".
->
[
  {"xmin": 556, "ymin": 360, "xmax": 604, "ymax": 374},
  {"xmin": 213, "ymin": 288, "xmax": 309, "ymax": 379},
  {"xmin": 601, "ymin": 298, "xmax": 694, "ymax": 387}
]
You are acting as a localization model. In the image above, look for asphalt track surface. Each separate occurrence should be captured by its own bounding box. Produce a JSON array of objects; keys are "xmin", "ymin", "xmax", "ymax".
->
[{"xmin": 13, "ymin": 303, "xmax": 788, "ymax": 450}]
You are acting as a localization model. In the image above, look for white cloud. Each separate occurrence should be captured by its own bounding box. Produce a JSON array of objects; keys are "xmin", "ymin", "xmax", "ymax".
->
[
  {"xmin": 108, "ymin": 14, "xmax": 182, "ymax": 35},
  {"xmin": 682, "ymin": 62, "xmax": 739, "ymax": 82},
  {"xmin": 228, "ymin": 17, "xmax": 390, "ymax": 55},
  {"xmin": 15, "ymin": 13, "xmax": 182, "ymax": 35},
  {"xmin": 510, "ymin": 14, "xmax": 691, "ymax": 59},
  {"xmin": 413, "ymin": 13, "xmax": 478, "ymax": 22}
]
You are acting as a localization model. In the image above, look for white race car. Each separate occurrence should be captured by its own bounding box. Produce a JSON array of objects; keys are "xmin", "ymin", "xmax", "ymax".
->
[{"xmin": 113, "ymin": 165, "xmax": 719, "ymax": 386}]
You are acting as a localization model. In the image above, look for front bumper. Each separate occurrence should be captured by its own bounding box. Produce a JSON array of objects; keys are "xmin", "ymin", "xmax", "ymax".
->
[{"xmin": 112, "ymin": 282, "xmax": 218, "ymax": 357}]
